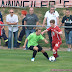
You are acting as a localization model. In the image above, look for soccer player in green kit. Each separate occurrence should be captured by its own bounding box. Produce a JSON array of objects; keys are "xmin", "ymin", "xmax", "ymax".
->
[{"xmin": 23, "ymin": 28, "xmax": 49, "ymax": 61}]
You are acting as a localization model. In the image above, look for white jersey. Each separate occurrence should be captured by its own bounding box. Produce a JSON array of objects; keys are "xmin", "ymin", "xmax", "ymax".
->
[
  {"xmin": 6, "ymin": 14, "xmax": 18, "ymax": 32},
  {"xmin": 44, "ymin": 11, "xmax": 59, "ymax": 28}
]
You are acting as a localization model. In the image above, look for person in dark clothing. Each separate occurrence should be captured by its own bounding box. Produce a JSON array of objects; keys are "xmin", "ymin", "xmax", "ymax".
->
[
  {"xmin": 17, "ymin": 10, "xmax": 27, "ymax": 48},
  {"xmin": 0, "ymin": 11, "xmax": 8, "ymax": 46},
  {"xmin": 61, "ymin": 9, "xmax": 72, "ymax": 51},
  {"xmin": 24, "ymin": 8, "xmax": 39, "ymax": 50}
]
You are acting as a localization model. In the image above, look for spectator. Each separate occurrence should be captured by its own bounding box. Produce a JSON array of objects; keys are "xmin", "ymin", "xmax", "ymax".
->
[
  {"xmin": 0, "ymin": 18, "xmax": 4, "ymax": 47},
  {"xmin": 17, "ymin": 10, "xmax": 27, "ymax": 48},
  {"xmin": 24, "ymin": 7, "xmax": 39, "ymax": 50},
  {"xmin": 6, "ymin": 9, "xmax": 18, "ymax": 49},
  {"xmin": 61, "ymin": 9, "xmax": 72, "ymax": 51},
  {"xmin": 0, "ymin": 11, "xmax": 8, "ymax": 46},
  {"xmin": 42, "ymin": 5, "xmax": 59, "ymax": 50}
]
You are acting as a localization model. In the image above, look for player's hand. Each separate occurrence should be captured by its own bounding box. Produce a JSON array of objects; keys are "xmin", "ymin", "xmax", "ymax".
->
[
  {"xmin": 55, "ymin": 31, "xmax": 59, "ymax": 34},
  {"xmin": 41, "ymin": 32, "xmax": 44, "ymax": 35},
  {"xmin": 45, "ymin": 40, "xmax": 48, "ymax": 44},
  {"xmin": 23, "ymin": 45, "xmax": 26, "ymax": 48}
]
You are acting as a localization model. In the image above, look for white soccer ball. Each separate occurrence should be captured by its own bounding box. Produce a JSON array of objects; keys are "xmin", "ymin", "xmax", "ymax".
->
[{"xmin": 49, "ymin": 56, "xmax": 55, "ymax": 62}]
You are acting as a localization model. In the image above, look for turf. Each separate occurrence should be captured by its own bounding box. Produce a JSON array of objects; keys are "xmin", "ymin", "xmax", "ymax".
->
[{"xmin": 0, "ymin": 49, "xmax": 72, "ymax": 72}]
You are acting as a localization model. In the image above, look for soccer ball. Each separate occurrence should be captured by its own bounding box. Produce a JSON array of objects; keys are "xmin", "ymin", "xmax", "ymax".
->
[{"xmin": 49, "ymin": 56, "xmax": 55, "ymax": 62}]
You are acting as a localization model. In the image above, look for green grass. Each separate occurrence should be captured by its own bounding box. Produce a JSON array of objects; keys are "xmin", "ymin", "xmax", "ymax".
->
[{"xmin": 0, "ymin": 49, "xmax": 72, "ymax": 72}]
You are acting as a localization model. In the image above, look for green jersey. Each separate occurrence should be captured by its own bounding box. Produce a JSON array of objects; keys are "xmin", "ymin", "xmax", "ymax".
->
[{"xmin": 27, "ymin": 32, "xmax": 44, "ymax": 48}]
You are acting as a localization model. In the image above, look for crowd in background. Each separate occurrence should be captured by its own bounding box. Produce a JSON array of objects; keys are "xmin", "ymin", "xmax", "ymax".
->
[{"xmin": 0, "ymin": 6, "xmax": 72, "ymax": 51}]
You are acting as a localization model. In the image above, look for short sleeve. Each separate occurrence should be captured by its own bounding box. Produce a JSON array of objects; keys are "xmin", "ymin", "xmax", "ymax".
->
[
  {"xmin": 44, "ymin": 11, "xmax": 48, "ymax": 18},
  {"xmin": 55, "ymin": 11, "xmax": 59, "ymax": 17},
  {"xmin": 6, "ymin": 15, "xmax": 9, "ymax": 22},
  {"xmin": 27, "ymin": 33, "xmax": 32, "ymax": 40},
  {"xmin": 40, "ymin": 34, "xmax": 44, "ymax": 40}
]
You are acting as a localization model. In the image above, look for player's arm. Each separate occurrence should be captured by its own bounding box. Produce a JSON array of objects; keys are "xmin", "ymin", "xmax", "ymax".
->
[
  {"xmin": 23, "ymin": 38, "xmax": 28, "ymax": 48},
  {"xmin": 41, "ymin": 29, "xmax": 48, "ymax": 35},
  {"xmin": 43, "ymin": 38, "xmax": 48, "ymax": 44},
  {"xmin": 41, "ymin": 27, "xmax": 51, "ymax": 35},
  {"xmin": 55, "ymin": 27, "xmax": 62, "ymax": 35},
  {"xmin": 55, "ymin": 31, "xmax": 62, "ymax": 35},
  {"xmin": 23, "ymin": 34, "xmax": 32, "ymax": 48}
]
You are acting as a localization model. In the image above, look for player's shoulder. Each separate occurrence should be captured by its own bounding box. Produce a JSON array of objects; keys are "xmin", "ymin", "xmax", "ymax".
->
[
  {"xmin": 49, "ymin": 26, "xmax": 52, "ymax": 29},
  {"xmin": 56, "ymin": 26, "xmax": 59, "ymax": 28},
  {"xmin": 54, "ymin": 26, "xmax": 59, "ymax": 29},
  {"xmin": 56, "ymin": 26, "xmax": 61, "ymax": 30},
  {"xmin": 30, "ymin": 32, "xmax": 35, "ymax": 36}
]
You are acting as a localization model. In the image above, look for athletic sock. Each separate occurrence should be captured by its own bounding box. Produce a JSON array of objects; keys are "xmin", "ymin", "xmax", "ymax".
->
[
  {"xmin": 53, "ymin": 51, "xmax": 58, "ymax": 58},
  {"xmin": 43, "ymin": 52, "xmax": 49, "ymax": 59},
  {"xmin": 32, "ymin": 50, "xmax": 37, "ymax": 58}
]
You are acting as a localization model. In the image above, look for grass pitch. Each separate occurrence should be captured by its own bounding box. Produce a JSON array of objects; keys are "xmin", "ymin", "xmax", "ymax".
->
[{"xmin": 0, "ymin": 49, "xmax": 72, "ymax": 72}]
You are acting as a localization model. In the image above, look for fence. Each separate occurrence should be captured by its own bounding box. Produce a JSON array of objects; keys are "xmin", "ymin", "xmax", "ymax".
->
[{"xmin": 0, "ymin": 24, "xmax": 72, "ymax": 49}]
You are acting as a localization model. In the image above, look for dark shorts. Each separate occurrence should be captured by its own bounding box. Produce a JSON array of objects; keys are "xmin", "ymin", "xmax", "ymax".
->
[
  {"xmin": 0, "ymin": 36, "xmax": 2, "ymax": 39},
  {"xmin": 29, "ymin": 45, "xmax": 42, "ymax": 52}
]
